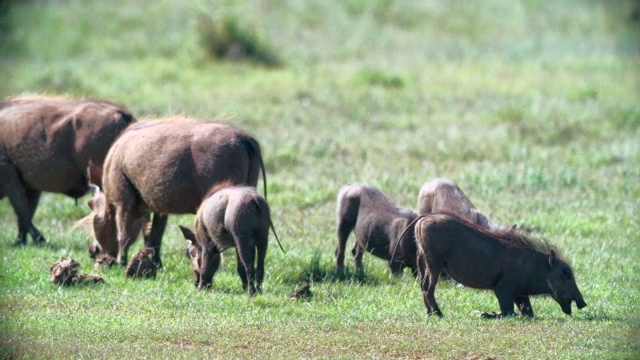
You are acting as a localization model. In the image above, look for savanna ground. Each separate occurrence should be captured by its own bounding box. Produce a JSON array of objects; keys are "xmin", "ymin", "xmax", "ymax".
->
[{"xmin": 0, "ymin": 0, "xmax": 639, "ymax": 359}]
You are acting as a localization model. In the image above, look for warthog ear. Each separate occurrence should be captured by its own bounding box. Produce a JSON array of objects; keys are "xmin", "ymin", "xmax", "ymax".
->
[
  {"xmin": 548, "ymin": 249, "xmax": 557, "ymax": 268},
  {"xmin": 178, "ymin": 225, "xmax": 196, "ymax": 242}
]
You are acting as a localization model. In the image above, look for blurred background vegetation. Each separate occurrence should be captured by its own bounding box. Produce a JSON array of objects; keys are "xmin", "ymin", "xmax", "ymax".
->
[{"xmin": 0, "ymin": 1, "xmax": 639, "ymax": 358}]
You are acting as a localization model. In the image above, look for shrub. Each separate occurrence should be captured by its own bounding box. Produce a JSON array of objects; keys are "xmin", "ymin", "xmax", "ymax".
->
[{"xmin": 197, "ymin": 12, "xmax": 281, "ymax": 67}]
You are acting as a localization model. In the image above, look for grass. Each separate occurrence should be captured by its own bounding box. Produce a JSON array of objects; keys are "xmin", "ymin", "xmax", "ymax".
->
[{"xmin": 1, "ymin": 0, "xmax": 639, "ymax": 358}]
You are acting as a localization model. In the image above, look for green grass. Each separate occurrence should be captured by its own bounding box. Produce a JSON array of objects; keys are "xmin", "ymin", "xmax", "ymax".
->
[{"xmin": 1, "ymin": 0, "xmax": 639, "ymax": 358}]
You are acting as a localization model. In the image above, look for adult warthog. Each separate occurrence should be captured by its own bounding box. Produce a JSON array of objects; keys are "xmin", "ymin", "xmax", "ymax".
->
[
  {"xmin": 418, "ymin": 178, "xmax": 494, "ymax": 229},
  {"xmin": 413, "ymin": 213, "xmax": 587, "ymax": 318},
  {"xmin": 180, "ymin": 184, "xmax": 277, "ymax": 295},
  {"xmin": 0, "ymin": 95, "xmax": 135, "ymax": 245},
  {"xmin": 86, "ymin": 118, "xmax": 267, "ymax": 268},
  {"xmin": 335, "ymin": 183, "xmax": 418, "ymax": 276}
]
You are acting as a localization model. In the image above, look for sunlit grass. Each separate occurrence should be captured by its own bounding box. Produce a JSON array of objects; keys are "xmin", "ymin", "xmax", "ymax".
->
[{"xmin": 1, "ymin": 0, "xmax": 639, "ymax": 359}]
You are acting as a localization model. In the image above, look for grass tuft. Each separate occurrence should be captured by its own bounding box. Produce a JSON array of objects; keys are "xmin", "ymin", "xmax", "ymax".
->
[
  {"xmin": 197, "ymin": 12, "xmax": 281, "ymax": 67},
  {"xmin": 0, "ymin": 0, "xmax": 638, "ymax": 358}
]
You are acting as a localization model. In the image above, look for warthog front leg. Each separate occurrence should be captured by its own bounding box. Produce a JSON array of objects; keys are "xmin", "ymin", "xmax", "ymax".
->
[
  {"xmin": 482, "ymin": 280, "xmax": 517, "ymax": 319},
  {"xmin": 352, "ymin": 245, "xmax": 365, "ymax": 273},
  {"xmin": 1, "ymin": 161, "xmax": 45, "ymax": 245},
  {"xmin": 144, "ymin": 213, "xmax": 167, "ymax": 268},
  {"xmin": 115, "ymin": 207, "xmax": 142, "ymax": 266},
  {"xmin": 198, "ymin": 244, "xmax": 221, "ymax": 291},
  {"xmin": 515, "ymin": 295, "xmax": 534, "ymax": 317}
]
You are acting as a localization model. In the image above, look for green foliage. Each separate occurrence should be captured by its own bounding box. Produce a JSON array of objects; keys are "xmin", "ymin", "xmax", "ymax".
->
[
  {"xmin": 197, "ymin": 12, "xmax": 281, "ymax": 67},
  {"xmin": 357, "ymin": 68, "xmax": 406, "ymax": 89},
  {"xmin": 1, "ymin": 0, "xmax": 639, "ymax": 359}
]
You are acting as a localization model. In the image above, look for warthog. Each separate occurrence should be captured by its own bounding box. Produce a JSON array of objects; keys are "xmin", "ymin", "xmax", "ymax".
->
[
  {"xmin": 413, "ymin": 213, "xmax": 587, "ymax": 318},
  {"xmin": 0, "ymin": 95, "xmax": 135, "ymax": 245},
  {"xmin": 335, "ymin": 183, "xmax": 418, "ymax": 276},
  {"xmin": 179, "ymin": 185, "xmax": 272, "ymax": 295},
  {"xmin": 418, "ymin": 178, "xmax": 494, "ymax": 229},
  {"xmin": 86, "ymin": 118, "xmax": 267, "ymax": 268}
]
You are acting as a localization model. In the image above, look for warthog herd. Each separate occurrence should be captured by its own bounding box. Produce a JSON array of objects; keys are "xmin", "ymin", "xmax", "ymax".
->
[{"xmin": 0, "ymin": 95, "xmax": 587, "ymax": 318}]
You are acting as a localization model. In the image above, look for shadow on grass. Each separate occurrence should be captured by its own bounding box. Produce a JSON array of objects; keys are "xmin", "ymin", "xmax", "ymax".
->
[{"xmin": 290, "ymin": 247, "xmax": 383, "ymax": 286}]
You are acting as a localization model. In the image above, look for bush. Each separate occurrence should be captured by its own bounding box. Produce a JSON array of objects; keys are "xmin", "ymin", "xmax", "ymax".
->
[{"xmin": 197, "ymin": 12, "xmax": 281, "ymax": 67}]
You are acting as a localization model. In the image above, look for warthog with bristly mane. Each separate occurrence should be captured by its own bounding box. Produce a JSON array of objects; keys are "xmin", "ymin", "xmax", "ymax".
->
[
  {"xmin": 335, "ymin": 183, "xmax": 418, "ymax": 276},
  {"xmin": 0, "ymin": 95, "xmax": 135, "ymax": 245},
  {"xmin": 418, "ymin": 178, "xmax": 494, "ymax": 229},
  {"xmin": 412, "ymin": 213, "xmax": 587, "ymax": 318},
  {"xmin": 85, "ymin": 117, "xmax": 267, "ymax": 268},
  {"xmin": 180, "ymin": 184, "xmax": 276, "ymax": 295}
]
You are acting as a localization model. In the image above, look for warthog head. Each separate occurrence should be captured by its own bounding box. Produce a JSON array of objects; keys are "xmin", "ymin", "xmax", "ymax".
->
[
  {"xmin": 547, "ymin": 250, "xmax": 587, "ymax": 315},
  {"xmin": 179, "ymin": 226, "xmax": 222, "ymax": 289},
  {"xmin": 86, "ymin": 185, "xmax": 118, "ymax": 258}
]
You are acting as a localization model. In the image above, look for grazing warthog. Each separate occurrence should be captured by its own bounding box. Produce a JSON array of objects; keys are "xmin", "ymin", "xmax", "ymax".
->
[
  {"xmin": 179, "ymin": 185, "xmax": 272, "ymax": 295},
  {"xmin": 335, "ymin": 183, "xmax": 418, "ymax": 276},
  {"xmin": 418, "ymin": 178, "xmax": 494, "ymax": 229},
  {"xmin": 0, "ymin": 95, "xmax": 135, "ymax": 245},
  {"xmin": 86, "ymin": 118, "xmax": 267, "ymax": 268},
  {"xmin": 413, "ymin": 213, "xmax": 587, "ymax": 318}
]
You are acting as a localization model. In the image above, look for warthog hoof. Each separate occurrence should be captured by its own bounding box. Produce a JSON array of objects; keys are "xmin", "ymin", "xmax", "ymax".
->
[
  {"xmin": 481, "ymin": 311, "xmax": 502, "ymax": 319},
  {"xmin": 197, "ymin": 283, "xmax": 212, "ymax": 292},
  {"xmin": 33, "ymin": 234, "xmax": 46, "ymax": 244}
]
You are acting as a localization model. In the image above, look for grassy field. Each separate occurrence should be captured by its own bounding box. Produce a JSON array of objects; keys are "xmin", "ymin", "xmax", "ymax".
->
[{"xmin": 1, "ymin": 0, "xmax": 639, "ymax": 358}]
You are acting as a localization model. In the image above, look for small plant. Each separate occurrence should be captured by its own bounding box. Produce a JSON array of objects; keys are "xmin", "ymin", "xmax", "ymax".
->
[
  {"xmin": 357, "ymin": 68, "xmax": 405, "ymax": 88},
  {"xmin": 197, "ymin": 12, "xmax": 281, "ymax": 67},
  {"xmin": 301, "ymin": 247, "xmax": 329, "ymax": 283}
]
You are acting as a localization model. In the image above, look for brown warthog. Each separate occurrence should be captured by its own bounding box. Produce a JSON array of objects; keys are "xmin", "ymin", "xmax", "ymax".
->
[
  {"xmin": 418, "ymin": 178, "xmax": 494, "ymax": 229},
  {"xmin": 86, "ymin": 118, "xmax": 267, "ymax": 268},
  {"xmin": 0, "ymin": 95, "xmax": 135, "ymax": 245},
  {"xmin": 179, "ymin": 185, "xmax": 272, "ymax": 295},
  {"xmin": 413, "ymin": 213, "xmax": 587, "ymax": 318},
  {"xmin": 335, "ymin": 183, "xmax": 418, "ymax": 276}
]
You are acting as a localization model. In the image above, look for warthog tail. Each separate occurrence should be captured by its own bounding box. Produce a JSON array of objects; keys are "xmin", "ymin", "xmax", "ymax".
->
[
  {"xmin": 390, "ymin": 214, "xmax": 430, "ymax": 263},
  {"xmin": 270, "ymin": 220, "xmax": 285, "ymax": 254}
]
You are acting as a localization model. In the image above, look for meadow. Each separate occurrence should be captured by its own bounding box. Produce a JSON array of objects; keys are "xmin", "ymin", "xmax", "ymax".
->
[{"xmin": 1, "ymin": 0, "xmax": 639, "ymax": 358}]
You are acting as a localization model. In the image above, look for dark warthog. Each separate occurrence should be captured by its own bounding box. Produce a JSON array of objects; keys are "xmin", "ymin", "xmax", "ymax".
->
[
  {"xmin": 413, "ymin": 213, "xmax": 587, "ymax": 318},
  {"xmin": 335, "ymin": 183, "xmax": 418, "ymax": 276},
  {"xmin": 418, "ymin": 178, "xmax": 494, "ymax": 229},
  {"xmin": 0, "ymin": 95, "xmax": 135, "ymax": 245},
  {"xmin": 86, "ymin": 118, "xmax": 267, "ymax": 268},
  {"xmin": 179, "ymin": 185, "xmax": 272, "ymax": 295}
]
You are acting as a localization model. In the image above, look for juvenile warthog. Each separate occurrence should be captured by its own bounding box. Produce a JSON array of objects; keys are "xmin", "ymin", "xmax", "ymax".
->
[
  {"xmin": 413, "ymin": 213, "xmax": 587, "ymax": 318},
  {"xmin": 418, "ymin": 178, "xmax": 494, "ymax": 229},
  {"xmin": 86, "ymin": 118, "xmax": 267, "ymax": 268},
  {"xmin": 335, "ymin": 183, "xmax": 418, "ymax": 276},
  {"xmin": 179, "ymin": 185, "xmax": 272, "ymax": 295},
  {"xmin": 0, "ymin": 95, "xmax": 135, "ymax": 245}
]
